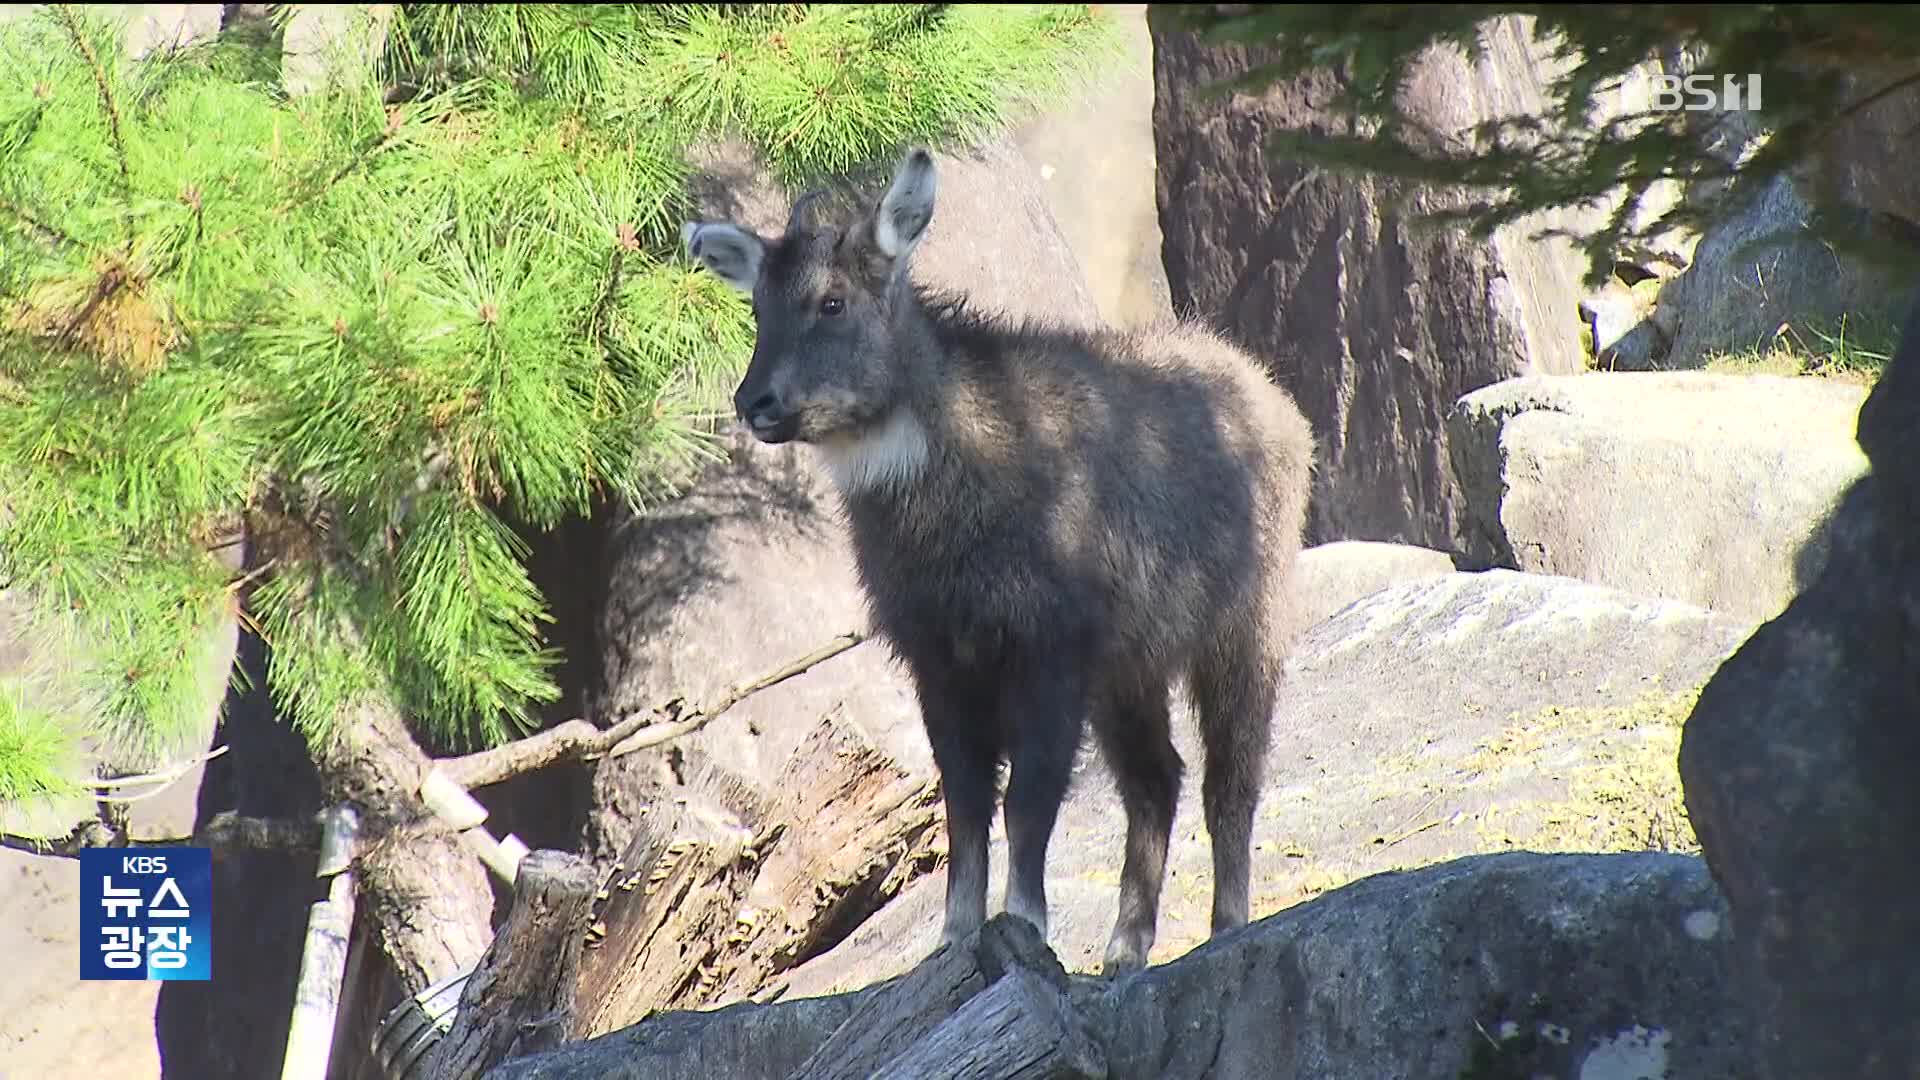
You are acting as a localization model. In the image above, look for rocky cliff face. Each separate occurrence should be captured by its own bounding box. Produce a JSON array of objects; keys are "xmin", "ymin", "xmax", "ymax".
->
[{"xmin": 1147, "ymin": 12, "xmax": 1637, "ymax": 552}]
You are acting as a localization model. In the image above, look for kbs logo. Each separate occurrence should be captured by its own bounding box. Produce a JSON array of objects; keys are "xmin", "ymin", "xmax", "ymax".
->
[
  {"xmin": 79, "ymin": 847, "xmax": 213, "ymax": 981},
  {"xmin": 1652, "ymin": 73, "xmax": 1763, "ymax": 112}
]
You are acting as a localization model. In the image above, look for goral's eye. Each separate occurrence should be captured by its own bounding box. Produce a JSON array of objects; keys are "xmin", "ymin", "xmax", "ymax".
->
[{"xmin": 819, "ymin": 296, "xmax": 845, "ymax": 317}]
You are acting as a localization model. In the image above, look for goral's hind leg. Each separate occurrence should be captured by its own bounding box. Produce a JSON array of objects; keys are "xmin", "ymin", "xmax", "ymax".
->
[
  {"xmin": 1190, "ymin": 623, "xmax": 1279, "ymax": 936},
  {"xmin": 1096, "ymin": 681, "xmax": 1182, "ymax": 975}
]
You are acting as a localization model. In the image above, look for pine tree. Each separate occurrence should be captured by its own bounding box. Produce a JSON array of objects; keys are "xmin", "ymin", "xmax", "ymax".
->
[
  {"xmin": 0, "ymin": 0, "xmax": 1122, "ymax": 989},
  {"xmin": 1156, "ymin": 4, "xmax": 1920, "ymax": 287}
]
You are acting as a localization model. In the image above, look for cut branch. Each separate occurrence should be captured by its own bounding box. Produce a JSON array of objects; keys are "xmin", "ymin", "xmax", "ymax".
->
[
  {"xmin": 437, "ymin": 630, "xmax": 866, "ymax": 790},
  {"xmin": 0, "ymin": 809, "xmax": 321, "ymax": 858}
]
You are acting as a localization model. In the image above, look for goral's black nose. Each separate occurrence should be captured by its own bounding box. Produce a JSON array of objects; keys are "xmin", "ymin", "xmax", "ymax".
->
[
  {"xmin": 737, "ymin": 390, "xmax": 779, "ymax": 424},
  {"xmin": 735, "ymin": 389, "xmax": 798, "ymax": 444}
]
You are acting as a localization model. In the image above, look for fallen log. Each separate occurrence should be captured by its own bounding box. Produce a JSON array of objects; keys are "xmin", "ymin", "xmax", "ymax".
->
[
  {"xmin": 786, "ymin": 914, "xmax": 1070, "ymax": 1080},
  {"xmin": 868, "ymin": 967, "xmax": 1109, "ymax": 1080},
  {"xmin": 481, "ymin": 915, "xmax": 1103, "ymax": 1080},
  {"xmin": 572, "ymin": 707, "xmax": 944, "ymax": 1037}
]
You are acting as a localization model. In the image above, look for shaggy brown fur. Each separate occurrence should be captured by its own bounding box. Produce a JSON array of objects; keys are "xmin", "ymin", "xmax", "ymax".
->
[{"xmin": 684, "ymin": 148, "xmax": 1314, "ymax": 974}]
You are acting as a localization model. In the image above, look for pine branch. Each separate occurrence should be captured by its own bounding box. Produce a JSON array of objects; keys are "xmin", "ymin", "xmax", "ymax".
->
[
  {"xmin": 0, "ymin": 197, "xmax": 80, "ymax": 249},
  {"xmin": 587, "ymin": 228, "xmax": 635, "ymax": 347},
  {"xmin": 0, "ymin": 3, "xmax": 1120, "ymax": 757},
  {"xmin": 437, "ymin": 630, "xmax": 867, "ymax": 790},
  {"xmin": 50, "ymin": 4, "xmax": 133, "ymax": 249}
]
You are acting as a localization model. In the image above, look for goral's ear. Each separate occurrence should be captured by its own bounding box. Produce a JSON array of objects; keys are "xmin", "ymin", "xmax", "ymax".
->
[
  {"xmin": 872, "ymin": 148, "xmax": 936, "ymax": 261},
  {"xmin": 681, "ymin": 221, "xmax": 766, "ymax": 295}
]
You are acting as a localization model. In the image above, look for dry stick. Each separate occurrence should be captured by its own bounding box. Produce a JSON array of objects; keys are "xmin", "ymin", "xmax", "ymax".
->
[
  {"xmin": 437, "ymin": 631, "xmax": 867, "ymax": 791},
  {"xmin": 87, "ymin": 745, "xmax": 233, "ymax": 789}
]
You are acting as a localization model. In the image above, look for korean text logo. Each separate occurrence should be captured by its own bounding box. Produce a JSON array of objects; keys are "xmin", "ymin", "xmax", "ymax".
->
[{"xmin": 80, "ymin": 847, "xmax": 212, "ymax": 981}]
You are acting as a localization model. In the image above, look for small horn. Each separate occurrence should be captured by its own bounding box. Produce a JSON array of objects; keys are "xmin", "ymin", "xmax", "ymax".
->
[{"xmin": 788, "ymin": 189, "xmax": 828, "ymax": 234}]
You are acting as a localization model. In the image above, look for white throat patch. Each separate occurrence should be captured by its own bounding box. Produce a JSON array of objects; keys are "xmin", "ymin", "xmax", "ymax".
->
[{"xmin": 815, "ymin": 409, "xmax": 931, "ymax": 496}]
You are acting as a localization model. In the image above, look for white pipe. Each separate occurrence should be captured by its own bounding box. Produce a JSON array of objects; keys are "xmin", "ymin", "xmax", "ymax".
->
[{"xmin": 281, "ymin": 805, "xmax": 361, "ymax": 1080}]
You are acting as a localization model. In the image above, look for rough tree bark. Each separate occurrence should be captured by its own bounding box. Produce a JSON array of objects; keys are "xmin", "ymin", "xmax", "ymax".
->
[
  {"xmin": 572, "ymin": 707, "xmax": 944, "ymax": 1038},
  {"xmin": 308, "ymin": 696, "xmax": 498, "ymax": 995},
  {"xmin": 865, "ymin": 968, "xmax": 1109, "ymax": 1080},
  {"xmin": 786, "ymin": 915, "xmax": 1078, "ymax": 1080},
  {"xmin": 426, "ymin": 850, "xmax": 599, "ymax": 1080}
]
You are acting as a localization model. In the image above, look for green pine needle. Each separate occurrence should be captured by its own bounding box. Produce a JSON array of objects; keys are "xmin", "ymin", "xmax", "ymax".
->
[
  {"xmin": 0, "ymin": 3, "xmax": 1117, "ymax": 765},
  {"xmin": 0, "ymin": 683, "xmax": 83, "ymax": 808}
]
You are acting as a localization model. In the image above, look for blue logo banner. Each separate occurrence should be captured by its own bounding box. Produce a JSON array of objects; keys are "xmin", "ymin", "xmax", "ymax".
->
[{"xmin": 79, "ymin": 847, "xmax": 213, "ymax": 981}]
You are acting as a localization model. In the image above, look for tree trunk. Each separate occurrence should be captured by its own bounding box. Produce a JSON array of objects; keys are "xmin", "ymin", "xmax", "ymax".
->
[
  {"xmin": 308, "ymin": 695, "xmax": 496, "ymax": 995},
  {"xmin": 426, "ymin": 851, "xmax": 598, "ymax": 1080}
]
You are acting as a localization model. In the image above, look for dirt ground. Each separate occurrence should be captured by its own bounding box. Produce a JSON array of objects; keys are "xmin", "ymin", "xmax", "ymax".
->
[{"xmin": 0, "ymin": 848, "xmax": 166, "ymax": 1080}]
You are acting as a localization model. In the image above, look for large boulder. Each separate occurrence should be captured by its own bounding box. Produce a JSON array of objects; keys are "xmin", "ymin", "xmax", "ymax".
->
[
  {"xmin": 1147, "ymin": 12, "xmax": 1661, "ymax": 550},
  {"xmin": 1803, "ymin": 65, "xmax": 1920, "ymax": 232},
  {"xmin": 1449, "ymin": 370, "xmax": 1872, "ymax": 622},
  {"xmin": 0, "ymin": 4, "xmax": 225, "ymax": 58},
  {"xmin": 1291, "ymin": 540, "xmax": 1459, "ymax": 626},
  {"xmin": 489, "ymin": 852, "xmax": 1749, "ymax": 1080},
  {"xmin": 1653, "ymin": 172, "xmax": 1916, "ymax": 370},
  {"xmin": 585, "ymin": 134, "xmax": 1104, "ymax": 859},
  {"xmin": 1678, "ymin": 297, "xmax": 1920, "ymax": 1078},
  {"xmin": 1641, "ymin": 52, "xmax": 1920, "ymax": 370},
  {"xmin": 1010, "ymin": 3, "xmax": 1172, "ymax": 328},
  {"xmin": 775, "ymin": 569, "xmax": 1755, "ymax": 996}
]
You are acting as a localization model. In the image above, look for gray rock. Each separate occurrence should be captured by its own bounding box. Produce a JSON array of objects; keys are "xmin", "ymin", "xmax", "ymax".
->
[
  {"xmin": 777, "ymin": 569, "xmax": 1753, "ymax": 998},
  {"xmin": 1148, "ymin": 13, "xmax": 1629, "ymax": 550},
  {"xmin": 1087, "ymin": 852, "xmax": 1746, "ymax": 1080},
  {"xmin": 1799, "ymin": 63, "xmax": 1920, "ymax": 236},
  {"xmin": 1678, "ymin": 298, "xmax": 1920, "ymax": 1079},
  {"xmin": 1011, "ymin": 4, "xmax": 1172, "ymax": 329},
  {"xmin": 1448, "ymin": 370, "xmax": 1871, "ymax": 622},
  {"xmin": 119, "ymin": 4, "xmax": 224, "ymax": 61},
  {"xmin": 586, "ymin": 134, "xmax": 1103, "ymax": 859},
  {"xmin": 488, "ymin": 852, "xmax": 1750, "ymax": 1080},
  {"xmin": 1579, "ymin": 277, "xmax": 1670, "ymax": 371},
  {"xmin": 0, "ymin": 5, "xmax": 222, "ymax": 60},
  {"xmin": 1292, "ymin": 540, "xmax": 1459, "ymax": 626},
  {"xmin": 280, "ymin": 3, "xmax": 395, "ymax": 98},
  {"xmin": 1655, "ymin": 172, "xmax": 1912, "ymax": 369}
]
